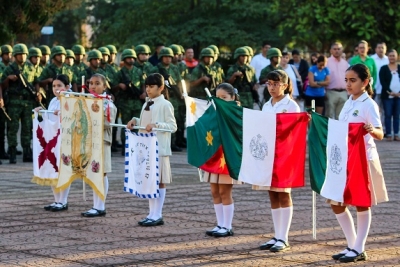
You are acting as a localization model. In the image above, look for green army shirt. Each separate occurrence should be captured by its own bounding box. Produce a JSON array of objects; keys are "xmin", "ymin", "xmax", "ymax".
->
[
  {"xmin": 226, "ymin": 63, "xmax": 257, "ymax": 93},
  {"xmin": 0, "ymin": 62, "xmax": 36, "ymax": 95}
]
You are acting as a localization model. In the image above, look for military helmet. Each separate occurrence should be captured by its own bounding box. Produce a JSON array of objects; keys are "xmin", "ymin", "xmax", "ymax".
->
[
  {"xmin": 50, "ymin": 46, "xmax": 67, "ymax": 59},
  {"xmin": 99, "ymin": 47, "xmax": 110, "ymax": 56},
  {"xmin": 200, "ymin": 48, "xmax": 215, "ymax": 59},
  {"xmin": 87, "ymin": 50, "xmax": 103, "ymax": 61},
  {"xmin": 208, "ymin": 45, "xmax": 219, "ymax": 55},
  {"xmin": 179, "ymin": 45, "xmax": 185, "ymax": 54},
  {"xmin": 121, "ymin": 49, "xmax": 137, "ymax": 60},
  {"xmin": 39, "ymin": 45, "xmax": 51, "ymax": 55},
  {"xmin": 233, "ymin": 47, "xmax": 250, "ymax": 60},
  {"xmin": 243, "ymin": 46, "xmax": 254, "ymax": 56},
  {"xmin": 158, "ymin": 47, "xmax": 174, "ymax": 59},
  {"xmin": 12, "ymin": 44, "xmax": 29, "ymax": 56},
  {"xmin": 66, "ymin": 49, "xmax": 75, "ymax": 59},
  {"xmin": 169, "ymin": 44, "xmax": 182, "ymax": 55},
  {"xmin": 72, "ymin": 44, "xmax": 85, "ymax": 55},
  {"xmin": 28, "ymin": 47, "xmax": 42, "ymax": 58},
  {"xmin": 267, "ymin": 47, "xmax": 282, "ymax": 59},
  {"xmin": 135, "ymin": 44, "xmax": 151, "ymax": 55},
  {"xmin": 1, "ymin": 45, "xmax": 13, "ymax": 55},
  {"xmin": 106, "ymin": 45, "xmax": 117, "ymax": 54}
]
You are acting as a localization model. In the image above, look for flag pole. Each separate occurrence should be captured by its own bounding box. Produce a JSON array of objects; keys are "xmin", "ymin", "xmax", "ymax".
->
[
  {"xmin": 110, "ymin": 123, "xmax": 172, "ymax": 132},
  {"xmin": 311, "ymin": 99, "xmax": 316, "ymax": 240},
  {"xmin": 82, "ymin": 76, "xmax": 86, "ymax": 202},
  {"xmin": 204, "ymin": 88, "xmax": 216, "ymax": 109}
]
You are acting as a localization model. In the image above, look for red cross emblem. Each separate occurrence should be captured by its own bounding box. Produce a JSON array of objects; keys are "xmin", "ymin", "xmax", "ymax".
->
[{"xmin": 36, "ymin": 125, "xmax": 60, "ymax": 172}]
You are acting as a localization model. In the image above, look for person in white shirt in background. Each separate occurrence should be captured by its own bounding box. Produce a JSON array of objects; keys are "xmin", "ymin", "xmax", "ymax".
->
[
  {"xmin": 250, "ymin": 41, "xmax": 271, "ymax": 108},
  {"xmin": 371, "ymin": 42, "xmax": 389, "ymax": 123},
  {"xmin": 280, "ymin": 51, "xmax": 304, "ymax": 111}
]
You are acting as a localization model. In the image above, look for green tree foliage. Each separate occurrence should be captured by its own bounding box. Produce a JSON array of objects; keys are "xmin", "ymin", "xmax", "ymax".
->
[
  {"xmin": 271, "ymin": 0, "xmax": 400, "ymax": 51},
  {"xmin": 87, "ymin": 0, "xmax": 282, "ymax": 54}
]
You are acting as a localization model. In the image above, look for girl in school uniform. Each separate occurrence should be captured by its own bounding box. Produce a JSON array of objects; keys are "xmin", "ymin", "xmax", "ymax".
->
[
  {"xmin": 33, "ymin": 74, "xmax": 72, "ymax": 212},
  {"xmin": 126, "ymin": 73, "xmax": 177, "ymax": 226},
  {"xmin": 256, "ymin": 70, "xmax": 300, "ymax": 252},
  {"xmin": 81, "ymin": 73, "xmax": 117, "ymax": 217},
  {"xmin": 330, "ymin": 64, "xmax": 388, "ymax": 263},
  {"xmin": 204, "ymin": 83, "xmax": 242, "ymax": 238}
]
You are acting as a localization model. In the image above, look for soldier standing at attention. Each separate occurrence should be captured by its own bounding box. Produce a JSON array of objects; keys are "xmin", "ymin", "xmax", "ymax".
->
[
  {"xmin": 190, "ymin": 48, "xmax": 218, "ymax": 99},
  {"xmin": 99, "ymin": 47, "xmax": 118, "ymax": 91},
  {"xmin": 28, "ymin": 47, "xmax": 45, "ymax": 106},
  {"xmin": 208, "ymin": 45, "xmax": 225, "ymax": 85},
  {"xmin": 226, "ymin": 47, "xmax": 257, "ymax": 109},
  {"xmin": 106, "ymin": 45, "xmax": 120, "ymax": 72},
  {"xmin": 38, "ymin": 46, "xmax": 77, "ymax": 106},
  {"xmin": 38, "ymin": 45, "xmax": 51, "ymax": 68},
  {"xmin": 71, "ymin": 45, "xmax": 87, "ymax": 91},
  {"xmin": 134, "ymin": 45, "xmax": 153, "ymax": 78},
  {"xmin": 79, "ymin": 50, "xmax": 108, "ymax": 88},
  {"xmin": 151, "ymin": 47, "xmax": 183, "ymax": 152},
  {"xmin": 259, "ymin": 48, "xmax": 283, "ymax": 103},
  {"xmin": 117, "ymin": 49, "xmax": 144, "ymax": 155},
  {"xmin": 0, "ymin": 44, "xmax": 38, "ymax": 163},
  {"xmin": 243, "ymin": 46, "xmax": 254, "ymax": 64},
  {"xmin": 65, "ymin": 49, "xmax": 75, "ymax": 67},
  {"xmin": 0, "ymin": 45, "xmax": 13, "ymax": 161}
]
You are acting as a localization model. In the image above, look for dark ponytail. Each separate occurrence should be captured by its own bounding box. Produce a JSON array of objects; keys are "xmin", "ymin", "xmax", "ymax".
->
[
  {"xmin": 266, "ymin": 70, "xmax": 293, "ymax": 98},
  {"xmin": 346, "ymin": 64, "xmax": 373, "ymax": 97}
]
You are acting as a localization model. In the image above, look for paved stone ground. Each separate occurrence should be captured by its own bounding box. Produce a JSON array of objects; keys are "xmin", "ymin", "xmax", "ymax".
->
[{"xmin": 0, "ymin": 141, "xmax": 399, "ymax": 267}]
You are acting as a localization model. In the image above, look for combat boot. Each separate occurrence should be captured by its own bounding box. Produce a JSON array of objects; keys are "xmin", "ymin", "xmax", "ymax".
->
[
  {"xmin": 23, "ymin": 146, "xmax": 33, "ymax": 162},
  {"xmin": 9, "ymin": 146, "xmax": 16, "ymax": 164},
  {"xmin": 0, "ymin": 142, "xmax": 9, "ymax": 159}
]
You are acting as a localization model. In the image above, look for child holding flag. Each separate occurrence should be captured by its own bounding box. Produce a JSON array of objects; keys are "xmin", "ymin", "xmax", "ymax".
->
[
  {"xmin": 330, "ymin": 64, "xmax": 388, "ymax": 262},
  {"xmin": 256, "ymin": 70, "xmax": 300, "ymax": 252},
  {"xmin": 204, "ymin": 83, "xmax": 242, "ymax": 238},
  {"xmin": 126, "ymin": 73, "xmax": 177, "ymax": 226},
  {"xmin": 81, "ymin": 74, "xmax": 117, "ymax": 217},
  {"xmin": 33, "ymin": 74, "xmax": 72, "ymax": 212}
]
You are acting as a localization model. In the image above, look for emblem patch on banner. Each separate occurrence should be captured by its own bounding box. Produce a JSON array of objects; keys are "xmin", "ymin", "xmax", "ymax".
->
[
  {"xmin": 330, "ymin": 144, "xmax": 343, "ymax": 174},
  {"xmin": 249, "ymin": 134, "xmax": 268, "ymax": 160}
]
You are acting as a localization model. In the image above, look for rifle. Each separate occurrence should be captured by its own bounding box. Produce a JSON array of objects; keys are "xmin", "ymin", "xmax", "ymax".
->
[
  {"xmin": 198, "ymin": 64, "xmax": 217, "ymax": 90},
  {"xmin": 238, "ymin": 66, "xmax": 260, "ymax": 104},
  {"xmin": 158, "ymin": 67, "xmax": 182, "ymax": 98},
  {"xmin": 120, "ymin": 69, "xmax": 142, "ymax": 98}
]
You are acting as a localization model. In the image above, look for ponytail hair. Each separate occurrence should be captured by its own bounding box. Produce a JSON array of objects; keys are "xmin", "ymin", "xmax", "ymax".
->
[
  {"xmin": 346, "ymin": 64, "xmax": 373, "ymax": 97},
  {"xmin": 216, "ymin": 82, "xmax": 240, "ymax": 102},
  {"xmin": 266, "ymin": 70, "xmax": 293, "ymax": 98}
]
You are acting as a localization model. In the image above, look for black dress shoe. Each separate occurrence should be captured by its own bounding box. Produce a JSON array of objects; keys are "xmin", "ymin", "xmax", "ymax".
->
[
  {"xmin": 44, "ymin": 202, "xmax": 57, "ymax": 211},
  {"xmin": 269, "ymin": 239, "xmax": 290, "ymax": 252},
  {"xmin": 259, "ymin": 237, "xmax": 277, "ymax": 250},
  {"xmin": 141, "ymin": 217, "xmax": 164, "ymax": 226},
  {"xmin": 51, "ymin": 203, "xmax": 68, "ymax": 212},
  {"xmin": 205, "ymin": 226, "xmax": 221, "ymax": 236},
  {"xmin": 81, "ymin": 208, "xmax": 106, "ymax": 217},
  {"xmin": 0, "ymin": 152, "xmax": 10, "ymax": 160},
  {"xmin": 213, "ymin": 227, "xmax": 234, "ymax": 237},
  {"xmin": 138, "ymin": 217, "xmax": 150, "ymax": 225},
  {"xmin": 171, "ymin": 145, "xmax": 182, "ymax": 152},
  {"xmin": 332, "ymin": 247, "xmax": 351, "ymax": 260},
  {"xmin": 339, "ymin": 249, "xmax": 367, "ymax": 263},
  {"xmin": 111, "ymin": 146, "xmax": 118, "ymax": 152}
]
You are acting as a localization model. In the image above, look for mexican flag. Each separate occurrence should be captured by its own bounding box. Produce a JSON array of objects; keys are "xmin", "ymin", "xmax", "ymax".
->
[
  {"xmin": 185, "ymin": 96, "xmax": 229, "ymax": 174},
  {"xmin": 213, "ymin": 97, "xmax": 308, "ymax": 187},
  {"xmin": 308, "ymin": 112, "xmax": 371, "ymax": 207}
]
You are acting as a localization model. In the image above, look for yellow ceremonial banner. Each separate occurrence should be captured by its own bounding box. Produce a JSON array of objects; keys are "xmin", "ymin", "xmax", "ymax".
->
[{"xmin": 57, "ymin": 95, "xmax": 105, "ymax": 199}]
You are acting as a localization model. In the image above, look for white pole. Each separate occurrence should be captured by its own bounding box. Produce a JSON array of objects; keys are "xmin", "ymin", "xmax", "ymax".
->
[
  {"xmin": 81, "ymin": 75, "xmax": 86, "ymax": 201},
  {"xmin": 311, "ymin": 99, "xmax": 316, "ymax": 240},
  {"xmin": 60, "ymin": 91, "xmax": 111, "ymax": 99},
  {"xmin": 110, "ymin": 123, "xmax": 173, "ymax": 133},
  {"xmin": 81, "ymin": 76, "xmax": 85, "ymax": 93},
  {"xmin": 181, "ymin": 79, "xmax": 188, "ymax": 97},
  {"xmin": 204, "ymin": 88, "xmax": 216, "ymax": 109}
]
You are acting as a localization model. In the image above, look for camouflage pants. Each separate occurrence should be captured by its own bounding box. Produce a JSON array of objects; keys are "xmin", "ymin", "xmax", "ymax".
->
[
  {"xmin": 7, "ymin": 98, "xmax": 35, "ymax": 147},
  {"xmin": 118, "ymin": 98, "xmax": 143, "ymax": 145},
  {"xmin": 0, "ymin": 107, "xmax": 8, "ymax": 152},
  {"xmin": 239, "ymin": 92, "xmax": 253, "ymax": 109}
]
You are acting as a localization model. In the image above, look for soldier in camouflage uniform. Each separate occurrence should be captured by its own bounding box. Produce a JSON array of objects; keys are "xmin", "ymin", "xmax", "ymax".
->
[
  {"xmin": 106, "ymin": 45, "xmax": 119, "ymax": 72},
  {"xmin": 259, "ymin": 48, "xmax": 283, "ymax": 103},
  {"xmin": 243, "ymin": 46, "xmax": 254, "ymax": 64},
  {"xmin": 99, "ymin": 47, "xmax": 119, "ymax": 90},
  {"xmin": 0, "ymin": 44, "xmax": 38, "ymax": 163},
  {"xmin": 150, "ymin": 47, "xmax": 184, "ymax": 151},
  {"xmin": 226, "ymin": 47, "xmax": 257, "ymax": 109},
  {"xmin": 38, "ymin": 46, "xmax": 77, "ymax": 106},
  {"xmin": 71, "ymin": 45, "xmax": 87, "ymax": 91},
  {"xmin": 189, "ymin": 48, "xmax": 218, "ymax": 100},
  {"xmin": 65, "ymin": 49, "xmax": 75, "ymax": 67},
  {"xmin": 134, "ymin": 44, "xmax": 153, "ymax": 79},
  {"xmin": 78, "ymin": 50, "xmax": 109, "ymax": 90},
  {"xmin": 170, "ymin": 44, "xmax": 189, "ymax": 80},
  {"xmin": 28, "ymin": 48, "xmax": 45, "ymax": 106},
  {"xmin": 116, "ymin": 49, "xmax": 144, "ymax": 155},
  {"xmin": 0, "ymin": 45, "xmax": 13, "ymax": 160},
  {"xmin": 208, "ymin": 45, "xmax": 225, "ymax": 85},
  {"xmin": 39, "ymin": 45, "xmax": 51, "ymax": 68}
]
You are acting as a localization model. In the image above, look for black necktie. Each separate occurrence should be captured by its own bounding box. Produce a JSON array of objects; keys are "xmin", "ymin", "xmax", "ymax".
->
[{"xmin": 144, "ymin": 100, "xmax": 154, "ymax": 111}]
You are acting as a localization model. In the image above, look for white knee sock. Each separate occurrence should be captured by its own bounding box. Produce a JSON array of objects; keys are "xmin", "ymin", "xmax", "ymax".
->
[
  {"xmin": 152, "ymin": 188, "xmax": 166, "ymax": 219},
  {"xmin": 351, "ymin": 210, "xmax": 371, "ymax": 254},
  {"xmin": 59, "ymin": 185, "xmax": 71, "ymax": 205},
  {"xmin": 335, "ymin": 209, "xmax": 356, "ymax": 253},
  {"xmin": 222, "ymin": 203, "xmax": 234, "ymax": 229},
  {"xmin": 214, "ymin": 203, "xmax": 224, "ymax": 227},
  {"xmin": 279, "ymin": 206, "xmax": 293, "ymax": 243},
  {"xmin": 51, "ymin": 186, "xmax": 60, "ymax": 203},
  {"xmin": 94, "ymin": 176, "xmax": 109, "ymax": 211},
  {"xmin": 269, "ymin": 208, "xmax": 281, "ymax": 244},
  {"xmin": 148, "ymin": 198, "xmax": 156, "ymax": 218}
]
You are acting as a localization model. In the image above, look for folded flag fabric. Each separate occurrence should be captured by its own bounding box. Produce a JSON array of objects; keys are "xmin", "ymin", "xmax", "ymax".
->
[
  {"xmin": 185, "ymin": 96, "xmax": 228, "ymax": 174},
  {"xmin": 308, "ymin": 112, "xmax": 371, "ymax": 207},
  {"xmin": 213, "ymin": 97, "xmax": 308, "ymax": 187}
]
